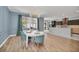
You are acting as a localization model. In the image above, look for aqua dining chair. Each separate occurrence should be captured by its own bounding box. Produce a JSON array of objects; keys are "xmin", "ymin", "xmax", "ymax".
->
[
  {"xmin": 21, "ymin": 31, "xmax": 26, "ymax": 48},
  {"xmin": 34, "ymin": 35, "xmax": 44, "ymax": 45}
]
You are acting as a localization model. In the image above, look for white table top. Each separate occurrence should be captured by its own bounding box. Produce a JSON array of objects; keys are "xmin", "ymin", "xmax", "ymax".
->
[{"xmin": 23, "ymin": 30, "xmax": 44, "ymax": 37}]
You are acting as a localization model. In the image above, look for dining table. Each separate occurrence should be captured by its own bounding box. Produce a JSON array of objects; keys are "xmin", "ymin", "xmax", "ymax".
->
[{"xmin": 23, "ymin": 30, "xmax": 44, "ymax": 48}]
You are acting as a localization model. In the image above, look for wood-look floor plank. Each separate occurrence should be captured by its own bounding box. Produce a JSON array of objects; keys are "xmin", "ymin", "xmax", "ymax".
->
[{"xmin": 0, "ymin": 34, "xmax": 79, "ymax": 52}]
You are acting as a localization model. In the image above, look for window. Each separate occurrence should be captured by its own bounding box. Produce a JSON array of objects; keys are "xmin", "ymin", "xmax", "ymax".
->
[{"xmin": 22, "ymin": 16, "xmax": 37, "ymax": 30}]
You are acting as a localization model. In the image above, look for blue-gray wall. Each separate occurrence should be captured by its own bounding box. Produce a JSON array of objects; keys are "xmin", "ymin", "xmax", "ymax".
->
[
  {"xmin": 0, "ymin": 6, "xmax": 10, "ymax": 45},
  {"xmin": 9, "ymin": 12, "xmax": 18, "ymax": 35},
  {"xmin": 0, "ymin": 6, "xmax": 19, "ymax": 45},
  {"xmin": 37, "ymin": 17, "xmax": 44, "ymax": 31}
]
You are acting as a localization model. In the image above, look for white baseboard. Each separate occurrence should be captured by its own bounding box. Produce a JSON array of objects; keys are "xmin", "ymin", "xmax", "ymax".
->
[
  {"xmin": 0, "ymin": 34, "xmax": 16, "ymax": 48},
  {"xmin": 9, "ymin": 34, "xmax": 16, "ymax": 37}
]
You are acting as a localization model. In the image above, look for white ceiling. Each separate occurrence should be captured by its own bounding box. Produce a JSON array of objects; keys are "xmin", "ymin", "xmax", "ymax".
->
[{"xmin": 8, "ymin": 6, "xmax": 79, "ymax": 19}]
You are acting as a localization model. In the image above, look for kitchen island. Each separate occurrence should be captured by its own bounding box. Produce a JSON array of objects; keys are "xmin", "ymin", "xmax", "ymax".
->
[{"xmin": 49, "ymin": 27, "xmax": 71, "ymax": 39}]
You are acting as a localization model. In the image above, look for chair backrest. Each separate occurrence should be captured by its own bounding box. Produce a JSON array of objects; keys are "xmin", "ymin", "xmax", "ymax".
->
[
  {"xmin": 35, "ymin": 35, "xmax": 44, "ymax": 44},
  {"xmin": 21, "ymin": 31, "xmax": 26, "ymax": 41}
]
